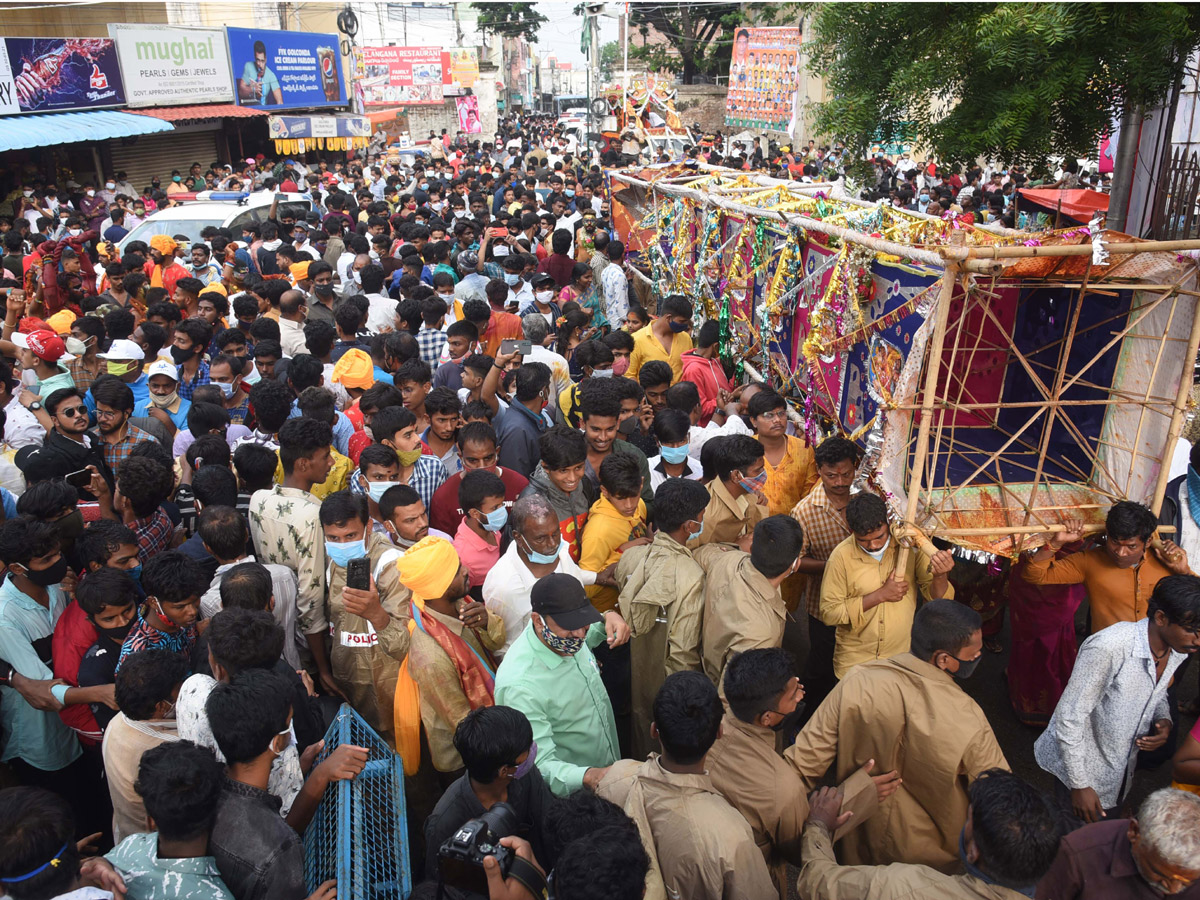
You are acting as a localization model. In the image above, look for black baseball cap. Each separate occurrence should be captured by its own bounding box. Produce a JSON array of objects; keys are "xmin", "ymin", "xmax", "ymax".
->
[
  {"xmin": 531, "ymin": 272, "xmax": 555, "ymax": 289},
  {"xmin": 530, "ymin": 573, "xmax": 602, "ymax": 630}
]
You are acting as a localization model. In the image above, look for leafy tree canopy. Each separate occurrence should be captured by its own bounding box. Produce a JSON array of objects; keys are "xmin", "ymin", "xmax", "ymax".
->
[
  {"xmin": 629, "ymin": 3, "xmax": 750, "ymax": 83},
  {"xmin": 802, "ymin": 2, "xmax": 1200, "ymax": 167},
  {"xmin": 471, "ymin": 2, "xmax": 548, "ymax": 43}
]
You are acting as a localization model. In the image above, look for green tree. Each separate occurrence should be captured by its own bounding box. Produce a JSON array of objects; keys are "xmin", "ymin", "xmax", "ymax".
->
[
  {"xmin": 628, "ymin": 4, "xmax": 752, "ymax": 84},
  {"xmin": 471, "ymin": 2, "xmax": 548, "ymax": 43},
  {"xmin": 802, "ymin": 2, "xmax": 1200, "ymax": 167},
  {"xmin": 599, "ymin": 41, "xmax": 619, "ymax": 83}
]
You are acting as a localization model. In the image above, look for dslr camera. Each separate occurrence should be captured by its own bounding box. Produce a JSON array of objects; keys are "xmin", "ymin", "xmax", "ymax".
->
[{"xmin": 438, "ymin": 802, "xmax": 544, "ymax": 898}]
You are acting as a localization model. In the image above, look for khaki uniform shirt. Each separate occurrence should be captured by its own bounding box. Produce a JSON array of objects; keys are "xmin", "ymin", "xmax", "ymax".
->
[
  {"xmin": 691, "ymin": 478, "xmax": 765, "ymax": 549},
  {"xmin": 616, "ymin": 531, "xmax": 706, "ymax": 759},
  {"xmin": 599, "ymin": 755, "xmax": 775, "ymax": 900},
  {"xmin": 787, "ymin": 653, "xmax": 1008, "ymax": 872},
  {"xmin": 797, "ymin": 821, "xmax": 1030, "ymax": 900},
  {"xmin": 819, "ymin": 532, "xmax": 953, "ymax": 679},
  {"xmin": 700, "ymin": 549, "xmax": 786, "ymax": 685},
  {"xmin": 328, "ymin": 533, "xmax": 410, "ymax": 748},
  {"xmin": 706, "ymin": 713, "xmax": 877, "ymax": 900},
  {"xmin": 409, "ymin": 604, "xmax": 505, "ymax": 772}
]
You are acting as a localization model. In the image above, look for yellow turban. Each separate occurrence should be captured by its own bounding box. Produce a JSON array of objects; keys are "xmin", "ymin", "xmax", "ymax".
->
[
  {"xmin": 290, "ymin": 260, "xmax": 312, "ymax": 281},
  {"xmin": 331, "ymin": 348, "xmax": 374, "ymax": 390},
  {"xmin": 395, "ymin": 536, "xmax": 460, "ymax": 602},
  {"xmin": 149, "ymin": 234, "xmax": 177, "ymax": 255},
  {"xmin": 199, "ymin": 282, "xmax": 227, "ymax": 297}
]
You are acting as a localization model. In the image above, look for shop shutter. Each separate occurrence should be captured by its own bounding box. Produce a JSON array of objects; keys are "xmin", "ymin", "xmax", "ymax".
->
[{"xmin": 108, "ymin": 129, "xmax": 219, "ymax": 194}]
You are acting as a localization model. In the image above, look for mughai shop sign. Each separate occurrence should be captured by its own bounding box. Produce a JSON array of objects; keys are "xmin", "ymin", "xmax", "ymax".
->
[{"xmin": 109, "ymin": 24, "xmax": 233, "ymax": 107}]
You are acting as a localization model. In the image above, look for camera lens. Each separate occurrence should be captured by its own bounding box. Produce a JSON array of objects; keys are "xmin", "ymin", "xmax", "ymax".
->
[{"xmin": 478, "ymin": 801, "xmax": 518, "ymax": 840}]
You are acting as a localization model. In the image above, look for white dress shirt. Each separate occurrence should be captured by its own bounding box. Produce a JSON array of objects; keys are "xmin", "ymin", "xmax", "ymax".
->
[{"xmin": 483, "ymin": 541, "xmax": 597, "ymax": 657}]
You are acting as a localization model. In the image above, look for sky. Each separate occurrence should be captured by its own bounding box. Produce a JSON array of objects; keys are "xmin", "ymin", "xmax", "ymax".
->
[{"xmin": 532, "ymin": 1, "xmax": 620, "ymax": 69}]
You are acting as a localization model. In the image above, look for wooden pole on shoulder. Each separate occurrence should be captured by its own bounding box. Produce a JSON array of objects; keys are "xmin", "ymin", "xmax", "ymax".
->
[{"xmin": 894, "ymin": 262, "xmax": 959, "ymax": 572}]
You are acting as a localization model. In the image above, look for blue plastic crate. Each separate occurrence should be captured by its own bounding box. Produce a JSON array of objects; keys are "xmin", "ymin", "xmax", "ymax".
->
[{"xmin": 304, "ymin": 704, "xmax": 412, "ymax": 899}]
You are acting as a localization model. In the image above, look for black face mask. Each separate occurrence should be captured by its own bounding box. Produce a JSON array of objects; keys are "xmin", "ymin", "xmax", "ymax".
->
[
  {"xmin": 314, "ymin": 282, "xmax": 335, "ymax": 297},
  {"xmin": 21, "ymin": 556, "xmax": 69, "ymax": 587},
  {"xmin": 170, "ymin": 344, "xmax": 195, "ymax": 364},
  {"xmin": 768, "ymin": 703, "xmax": 807, "ymax": 744},
  {"xmin": 951, "ymin": 655, "xmax": 981, "ymax": 681},
  {"xmin": 97, "ymin": 618, "xmax": 134, "ymax": 642}
]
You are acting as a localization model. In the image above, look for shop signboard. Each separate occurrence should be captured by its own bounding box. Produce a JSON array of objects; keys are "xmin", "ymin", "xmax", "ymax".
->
[
  {"xmin": 360, "ymin": 45, "xmax": 443, "ymax": 106},
  {"xmin": 109, "ymin": 24, "xmax": 234, "ymax": 107}
]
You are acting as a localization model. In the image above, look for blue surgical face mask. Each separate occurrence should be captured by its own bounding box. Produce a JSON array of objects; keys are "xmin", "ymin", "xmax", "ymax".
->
[
  {"xmin": 590, "ymin": 367, "xmax": 614, "ymax": 378},
  {"xmin": 687, "ymin": 519, "xmax": 704, "ymax": 540},
  {"xmin": 366, "ymin": 480, "xmax": 399, "ymax": 503},
  {"xmin": 215, "ymin": 381, "xmax": 236, "ymax": 399},
  {"xmin": 504, "ymin": 273, "xmax": 521, "ymax": 286},
  {"xmin": 475, "ymin": 505, "xmax": 509, "ymax": 533},
  {"xmin": 659, "ymin": 442, "xmax": 690, "ymax": 464},
  {"xmin": 324, "ymin": 538, "xmax": 366, "ymax": 568},
  {"xmin": 128, "ymin": 563, "xmax": 143, "ymax": 584},
  {"xmin": 564, "ymin": 189, "xmax": 575, "ymax": 198},
  {"xmin": 668, "ymin": 320, "xmax": 690, "ymax": 334},
  {"xmin": 521, "ymin": 535, "xmax": 564, "ymax": 566}
]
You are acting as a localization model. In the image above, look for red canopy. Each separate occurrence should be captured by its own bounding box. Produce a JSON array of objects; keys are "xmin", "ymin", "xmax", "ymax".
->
[{"xmin": 1018, "ymin": 188, "xmax": 1109, "ymax": 223}]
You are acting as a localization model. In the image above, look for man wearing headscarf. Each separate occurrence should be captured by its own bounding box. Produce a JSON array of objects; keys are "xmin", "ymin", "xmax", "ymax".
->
[
  {"xmin": 145, "ymin": 235, "xmax": 188, "ymax": 296},
  {"xmin": 395, "ymin": 536, "xmax": 505, "ymax": 775}
]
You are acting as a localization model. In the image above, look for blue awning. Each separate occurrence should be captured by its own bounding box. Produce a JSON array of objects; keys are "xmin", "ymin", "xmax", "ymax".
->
[{"xmin": 0, "ymin": 110, "xmax": 175, "ymax": 153}]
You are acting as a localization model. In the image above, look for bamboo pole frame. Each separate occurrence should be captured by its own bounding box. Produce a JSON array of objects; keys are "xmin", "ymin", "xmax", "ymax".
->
[{"xmin": 614, "ymin": 163, "xmax": 1200, "ymax": 552}]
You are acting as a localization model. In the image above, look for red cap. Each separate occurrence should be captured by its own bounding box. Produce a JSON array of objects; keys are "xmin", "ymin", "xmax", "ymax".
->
[{"xmin": 12, "ymin": 329, "xmax": 70, "ymax": 362}]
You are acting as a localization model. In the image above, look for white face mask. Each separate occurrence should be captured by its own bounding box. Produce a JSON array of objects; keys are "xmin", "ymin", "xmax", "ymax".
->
[
  {"xmin": 863, "ymin": 537, "xmax": 890, "ymax": 561},
  {"xmin": 105, "ymin": 182, "xmax": 115, "ymax": 190},
  {"xmin": 535, "ymin": 289, "xmax": 554, "ymax": 304},
  {"xmin": 85, "ymin": 190, "xmax": 95, "ymax": 198}
]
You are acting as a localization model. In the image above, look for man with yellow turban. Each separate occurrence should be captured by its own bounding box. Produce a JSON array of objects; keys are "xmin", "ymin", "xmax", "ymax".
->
[
  {"xmin": 394, "ymin": 535, "xmax": 505, "ymax": 776},
  {"xmin": 332, "ymin": 348, "xmax": 375, "ymax": 407},
  {"xmin": 290, "ymin": 260, "xmax": 313, "ymax": 293},
  {"xmin": 146, "ymin": 235, "xmax": 188, "ymax": 297}
]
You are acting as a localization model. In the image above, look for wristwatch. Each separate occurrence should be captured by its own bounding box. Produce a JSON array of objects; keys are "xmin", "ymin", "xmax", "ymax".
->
[{"xmin": 27, "ymin": 401, "xmax": 42, "ymax": 412}]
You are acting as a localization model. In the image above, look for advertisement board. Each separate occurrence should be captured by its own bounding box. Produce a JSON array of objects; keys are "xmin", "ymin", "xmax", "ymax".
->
[
  {"xmin": 361, "ymin": 45, "xmax": 443, "ymax": 106},
  {"xmin": 723, "ymin": 26, "xmax": 801, "ymax": 134},
  {"xmin": 456, "ymin": 95, "xmax": 482, "ymax": 134},
  {"xmin": 109, "ymin": 24, "xmax": 233, "ymax": 107},
  {"xmin": 0, "ymin": 37, "xmax": 126, "ymax": 115},
  {"xmin": 447, "ymin": 47, "xmax": 479, "ymax": 91},
  {"xmin": 227, "ymin": 27, "xmax": 344, "ymax": 110},
  {"xmin": 268, "ymin": 114, "xmax": 370, "ymax": 139}
]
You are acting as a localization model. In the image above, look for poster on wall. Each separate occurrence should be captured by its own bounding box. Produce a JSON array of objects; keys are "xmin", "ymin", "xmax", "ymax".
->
[
  {"xmin": 226, "ymin": 27, "xmax": 344, "ymax": 110},
  {"xmin": 723, "ymin": 26, "xmax": 801, "ymax": 134},
  {"xmin": 446, "ymin": 47, "xmax": 479, "ymax": 91},
  {"xmin": 361, "ymin": 46, "xmax": 443, "ymax": 106},
  {"xmin": 455, "ymin": 95, "xmax": 482, "ymax": 134},
  {"xmin": 109, "ymin": 24, "xmax": 233, "ymax": 107},
  {"xmin": 0, "ymin": 37, "xmax": 126, "ymax": 115}
]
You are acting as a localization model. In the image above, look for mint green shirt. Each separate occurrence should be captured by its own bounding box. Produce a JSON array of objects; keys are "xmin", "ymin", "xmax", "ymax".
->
[
  {"xmin": 36, "ymin": 364, "xmax": 76, "ymax": 400},
  {"xmin": 107, "ymin": 832, "xmax": 234, "ymax": 900},
  {"xmin": 494, "ymin": 620, "xmax": 618, "ymax": 796}
]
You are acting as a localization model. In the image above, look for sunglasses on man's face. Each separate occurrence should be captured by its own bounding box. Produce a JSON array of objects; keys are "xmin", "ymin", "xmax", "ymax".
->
[{"xmin": 57, "ymin": 405, "xmax": 87, "ymax": 418}]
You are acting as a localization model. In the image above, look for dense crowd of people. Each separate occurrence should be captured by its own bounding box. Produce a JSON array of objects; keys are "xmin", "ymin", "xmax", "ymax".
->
[{"xmin": 0, "ymin": 110, "xmax": 1196, "ymax": 900}]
